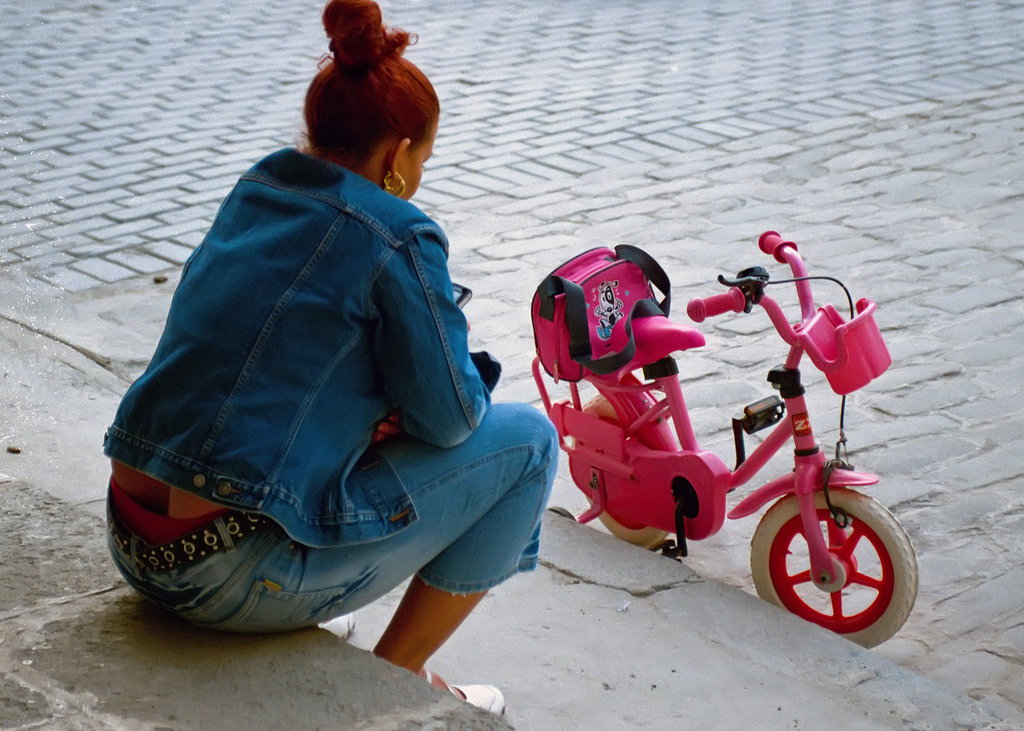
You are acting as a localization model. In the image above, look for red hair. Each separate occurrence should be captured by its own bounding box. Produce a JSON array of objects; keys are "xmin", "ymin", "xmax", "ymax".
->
[{"xmin": 304, "ymin": 0, "xmax": 439, "ymax": 164}]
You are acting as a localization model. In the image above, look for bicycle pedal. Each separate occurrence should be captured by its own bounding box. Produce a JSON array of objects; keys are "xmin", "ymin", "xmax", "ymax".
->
[{"xmin": 739, "ymin": 395, "xmax": 785, "ymax": 434}]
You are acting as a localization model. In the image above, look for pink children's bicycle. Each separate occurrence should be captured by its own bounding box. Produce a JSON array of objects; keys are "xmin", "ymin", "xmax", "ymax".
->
[{"xmin": 531, "ymin": 231, "xmax": 917, "ymax": 647}]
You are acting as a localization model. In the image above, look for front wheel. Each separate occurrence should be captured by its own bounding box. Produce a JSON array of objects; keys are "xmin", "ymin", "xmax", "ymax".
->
[{"xmin": 750, "ymin": 488, "xmax": 917, "ymax": 648}]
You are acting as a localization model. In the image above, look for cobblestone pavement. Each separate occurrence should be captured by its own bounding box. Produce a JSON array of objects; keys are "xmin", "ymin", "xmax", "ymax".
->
[{"xmin": 3, "ymin": 0, "xmax": 1024, "ymax": 720}]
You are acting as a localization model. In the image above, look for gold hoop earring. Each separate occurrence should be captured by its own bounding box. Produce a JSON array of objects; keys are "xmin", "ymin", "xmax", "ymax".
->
[{"xmin": 383, "ymin": 171, "xmax": 406, "ymax": 197}]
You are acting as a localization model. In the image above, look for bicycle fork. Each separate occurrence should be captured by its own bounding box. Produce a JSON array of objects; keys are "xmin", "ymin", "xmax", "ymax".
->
[
  {"xmin": 774, "ymin": 366, "xmax": 843, "ymax": 587},
  {"xmin": 656, "ymin": 360, "xmax": 839, "ymax": 583}
]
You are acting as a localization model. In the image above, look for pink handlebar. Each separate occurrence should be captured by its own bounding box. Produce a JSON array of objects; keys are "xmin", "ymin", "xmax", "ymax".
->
[
  {"xmin": 686, "ymin": 287, "xmax": 746, "ymax": 323},
  {"xmin": 761, "ymin": 230, "xmax": 814, "ymax": 320},
  {"xmin": 758, "ymin": 231, "xmax": 797, "ymax": 263}
]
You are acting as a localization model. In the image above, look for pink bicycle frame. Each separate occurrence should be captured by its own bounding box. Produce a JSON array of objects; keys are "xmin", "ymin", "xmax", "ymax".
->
[{"xmin": 532, "ymin": 231, "xmax": 890, "ymax": 585}]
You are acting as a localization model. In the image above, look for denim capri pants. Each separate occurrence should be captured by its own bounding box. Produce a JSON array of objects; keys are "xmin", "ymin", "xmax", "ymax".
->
[{"xmin": 107, "ymin": 402, "xmax": 558, "ymax": 634}]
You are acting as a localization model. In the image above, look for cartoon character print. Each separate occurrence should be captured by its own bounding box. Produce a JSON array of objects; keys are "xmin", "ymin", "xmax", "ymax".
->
[{"xmin": 592, "ymin": 279, "xmax": 624, "ymax": 341}]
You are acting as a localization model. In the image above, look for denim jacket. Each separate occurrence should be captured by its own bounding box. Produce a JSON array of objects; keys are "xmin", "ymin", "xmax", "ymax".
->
[{"xmin": 104, "ymin": 149, "xmax": 496, "ymax": 547}]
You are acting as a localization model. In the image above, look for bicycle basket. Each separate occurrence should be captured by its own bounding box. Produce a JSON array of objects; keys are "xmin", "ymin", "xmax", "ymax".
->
[{"xmin": 797, "ymin": 298, "xmax": 891, "ymax": 395}]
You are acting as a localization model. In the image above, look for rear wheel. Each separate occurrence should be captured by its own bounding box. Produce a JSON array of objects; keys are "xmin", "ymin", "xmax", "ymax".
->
[
  {"xmin": 750, "ymin": 488, "xmax": 917, "ymax": 647},
  {"xmin": 597, "ymin": 511, "xmax": 669, "ymax": 548},
  {"xmin": 573, "ymin": 395, "xmax": 669, "ymax": 548}
]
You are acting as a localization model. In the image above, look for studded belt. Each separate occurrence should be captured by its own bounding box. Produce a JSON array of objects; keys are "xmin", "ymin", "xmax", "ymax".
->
[{"xmin": 108, "ymin": 503, "xmax": 270, "ymax": 572}]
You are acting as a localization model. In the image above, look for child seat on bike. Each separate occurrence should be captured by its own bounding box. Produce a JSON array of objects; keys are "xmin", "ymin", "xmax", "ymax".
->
[{"xmin": 532, "ymin": 244, "xmax": 699, "ymax": 381}]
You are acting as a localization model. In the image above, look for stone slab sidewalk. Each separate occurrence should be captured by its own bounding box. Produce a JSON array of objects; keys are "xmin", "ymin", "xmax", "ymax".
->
[{"xmin": 1, "ymin": 474, "xmax": 1013, "ymax": 730}]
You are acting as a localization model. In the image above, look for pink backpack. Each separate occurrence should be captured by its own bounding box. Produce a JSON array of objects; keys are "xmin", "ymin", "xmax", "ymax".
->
[{"xmin": 532, "ymin": 245, "xmax": 671, "ymax": 382}]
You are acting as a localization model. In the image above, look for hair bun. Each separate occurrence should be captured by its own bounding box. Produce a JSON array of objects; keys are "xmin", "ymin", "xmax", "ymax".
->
[{"xmin": 323, "ymin": 0, "xmax": 410, "ymax": 69}]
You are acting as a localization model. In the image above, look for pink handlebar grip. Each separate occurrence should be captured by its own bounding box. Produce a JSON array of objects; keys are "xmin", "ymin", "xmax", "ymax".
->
[
  {"xmin": 687, "ymin": 288, "xmax": 746, "ymax": 323},
  {"xmin": 759, "ymin": 231, "xmax": 796, "ymax": 263}
]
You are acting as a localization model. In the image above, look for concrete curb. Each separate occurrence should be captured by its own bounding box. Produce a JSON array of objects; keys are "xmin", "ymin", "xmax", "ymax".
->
[
  {"xmin": 0, "ymin": 478, "xmax": 507, "ymax": 730},
  {"xmin": 0, "ymin": 477, "xmax": 1012, "ymax": 729}
]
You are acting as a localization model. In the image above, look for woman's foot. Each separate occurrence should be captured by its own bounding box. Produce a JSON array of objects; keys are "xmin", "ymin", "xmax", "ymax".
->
[
  {"xmin": 450, "ymin": 683, "xmax": 506, "ymax": 715},
  {"xmin": 422, "ymin": 669, "xmax": 505, "ymax": 715}
]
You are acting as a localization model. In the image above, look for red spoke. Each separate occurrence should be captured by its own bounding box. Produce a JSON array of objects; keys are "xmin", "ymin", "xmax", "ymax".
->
[
  {"xmin": 835, "ymin": 524, "xmax": 865, "ymax": 562},
  {"xmin": 830, "ymin": 588, "xmax": 845, "ymax": 618},
  {"xmin": 787, "ymin": 569, "xmax": 812, "ymax": 586},
  {"xmin": 849, "ymin": 571, "xmax": 885, "ymax": 591}
]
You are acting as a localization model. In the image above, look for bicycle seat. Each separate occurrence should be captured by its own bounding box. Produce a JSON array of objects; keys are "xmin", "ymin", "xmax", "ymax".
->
[{"xmin": 631, "ymin": 315, "xmax": 705, "ymax": 364}]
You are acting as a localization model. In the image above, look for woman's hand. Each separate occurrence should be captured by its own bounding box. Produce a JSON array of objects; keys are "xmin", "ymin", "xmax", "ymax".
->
[{"xmin": 371, "ymin": 412, "xmax": 404, "ymax": 443}]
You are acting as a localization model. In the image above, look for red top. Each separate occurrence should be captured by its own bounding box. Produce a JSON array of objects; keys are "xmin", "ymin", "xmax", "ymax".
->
[{"xmin": 110, "ymin": 477, "xmax": 229, "ymax": 545}]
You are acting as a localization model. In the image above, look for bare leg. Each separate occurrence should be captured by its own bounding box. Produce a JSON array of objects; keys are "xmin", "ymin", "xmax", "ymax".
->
[{"xmin": 373, "ymin": 575, "xmax": 486, "ymax": 681}]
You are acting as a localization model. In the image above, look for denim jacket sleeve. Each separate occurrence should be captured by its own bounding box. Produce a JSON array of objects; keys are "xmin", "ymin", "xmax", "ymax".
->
[{"xmin": 371, "ymin": 227, "xmax": 491, "ymax": 448}]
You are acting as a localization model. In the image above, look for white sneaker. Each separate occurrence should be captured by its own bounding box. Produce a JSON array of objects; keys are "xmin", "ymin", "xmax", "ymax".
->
[
  {"xmin": 318, "ymin": 612, "xmax": 356, "ymax": 640},
  {"xmin": 451, "ymin": 683, "xmax": 506, "ymax": 715},
  {"xmin": 422, "ymin": 670, "xmax": 506, "ymax": 716}
]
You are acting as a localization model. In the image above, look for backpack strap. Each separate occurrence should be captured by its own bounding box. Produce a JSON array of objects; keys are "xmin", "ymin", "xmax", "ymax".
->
[
  {"xmin": 536, "ymin": 274, "xmax": 593, "ymax": 362},
  {"xmin": 614, "ymin": 244, "xmax": 671, "ymax": 317}
]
